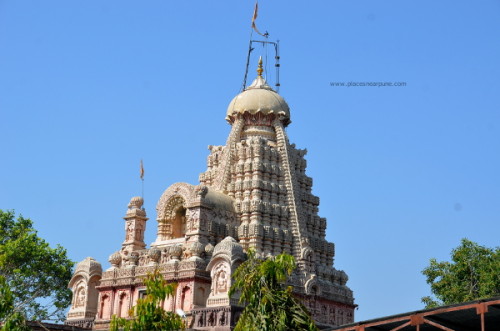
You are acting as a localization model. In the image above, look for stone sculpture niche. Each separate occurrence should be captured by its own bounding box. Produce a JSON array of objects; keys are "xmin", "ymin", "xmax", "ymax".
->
[
  {"xmin": 66, "ymin": 257, "xmax": 102, "ymax": 328},
  {"xmin": 206, "ymin": 237, "xmax": 245, "ymax": 307}
]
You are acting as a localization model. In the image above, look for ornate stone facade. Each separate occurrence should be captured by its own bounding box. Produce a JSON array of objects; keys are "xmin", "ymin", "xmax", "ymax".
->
[{"xmin": 65, "ymin": 59, "xmax": 355, "ymax": 330}]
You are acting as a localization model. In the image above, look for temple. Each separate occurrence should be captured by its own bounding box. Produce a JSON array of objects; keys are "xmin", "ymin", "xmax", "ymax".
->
[{"xmin": 65, "ymin": 57, "xmax": 355, "ymax": 330}]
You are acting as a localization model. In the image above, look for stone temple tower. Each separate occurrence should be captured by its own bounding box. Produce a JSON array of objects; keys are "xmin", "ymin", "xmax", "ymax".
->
[{"xmin": 66, "ymin": 58, "xmax": 355, "ymax": 330}]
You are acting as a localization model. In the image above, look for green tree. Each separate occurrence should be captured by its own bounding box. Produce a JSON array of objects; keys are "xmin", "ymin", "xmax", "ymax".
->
[
  {"xmin": 229, "ymin": 250, "xmax": 318, "ymax": 331},
  {"xmin": 0, "ymin": 210, "xmax": 73, "ymax": 324},
  {"xmin": 0, "ymin": 275, "xmax": 29, "ymax": 331},
  {"xmin": 110, "ymin": 269, "xmax": 184, "ymax": 331},
  {"xmin": 422, "ymin": 238, "xmax": 500, "ymax": 308}
]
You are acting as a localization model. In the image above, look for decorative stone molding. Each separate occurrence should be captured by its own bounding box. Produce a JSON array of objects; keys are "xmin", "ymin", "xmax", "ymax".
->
[{"xmin": 191, "ymin": 306, "xmax": 243, "ymax": 331}]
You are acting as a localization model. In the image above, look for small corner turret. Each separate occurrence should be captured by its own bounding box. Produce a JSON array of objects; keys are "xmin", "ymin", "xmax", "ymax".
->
[{"xmin": 122, "ymin": 196, "xmax": 148, "ymax": 252}]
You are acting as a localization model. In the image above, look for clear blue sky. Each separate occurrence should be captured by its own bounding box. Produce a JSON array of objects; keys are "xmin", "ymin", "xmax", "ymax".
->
[{"xmin": 1, "ymin": 0, "xmax": 499, "ymax": 322}]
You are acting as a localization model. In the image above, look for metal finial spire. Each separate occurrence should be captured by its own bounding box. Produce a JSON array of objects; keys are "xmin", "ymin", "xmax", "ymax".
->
[{"xmin": 257, "ymin": 56, "xmax": 264, "ymax": 77}]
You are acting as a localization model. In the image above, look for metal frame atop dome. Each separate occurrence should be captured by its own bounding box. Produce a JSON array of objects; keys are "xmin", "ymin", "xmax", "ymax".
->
[{"xmin": 242, "ymin": 39, "xmax": 280, "ymax": 93}]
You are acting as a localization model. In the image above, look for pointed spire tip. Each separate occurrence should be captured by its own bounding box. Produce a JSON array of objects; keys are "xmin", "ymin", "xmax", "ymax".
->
[{"xmin": 257, "ymin": 56, "xmax": 263, "ymax": 77}]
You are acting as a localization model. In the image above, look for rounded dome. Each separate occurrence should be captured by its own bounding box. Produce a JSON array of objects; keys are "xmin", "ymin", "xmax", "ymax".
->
[
  {"xmin": 128, "ymin": 196, "xmax": 144, "ymax": 209},
  {"xmin": 108, "ymin": 251, "xmax": 122, "ymax": 266},
  {"xmin": 226, "ymin": 76, "xmax": 290, "ymax": 126}
]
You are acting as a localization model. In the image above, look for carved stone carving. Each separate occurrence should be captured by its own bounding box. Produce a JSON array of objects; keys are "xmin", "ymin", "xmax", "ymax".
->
[
  {"xmin": 147, "ymin": 248, "xmax": 161, "ymax": 264},
  {"xmin": 170, "ymin": 245, "xmax": 183, "ymax": 261},
  {"xmin": 74, "ymin": 285, "xmax": 86, "ymax": 308},
  {"xmin": 189, "ymin": 241, "xmax": 205, "ymax": 261},
  {"xmin": 195, "ymin": 185, "xmax": 209, "ymax": 198},
  {"xmin": 205, "ymin": 243, "xmax": 214, "ymax": 256},
  {"xmin": 212, "ymin": 262, "xmax": 229, "ymax": 295},
  {"xmin": 108, "ymin": 251, "xmax": 121, "ymax": 270}
]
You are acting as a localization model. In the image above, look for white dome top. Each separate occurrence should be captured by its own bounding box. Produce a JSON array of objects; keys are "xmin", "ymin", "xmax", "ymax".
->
[{"xmin": 226, "ymin": 59, "xmax": 290, "ymax": 126}]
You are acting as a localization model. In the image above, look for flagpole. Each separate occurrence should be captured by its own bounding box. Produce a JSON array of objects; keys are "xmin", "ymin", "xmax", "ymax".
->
[
  {"xmin": 140, "ymin": 159, "xmax": 145, "ymax": 204},
  {"xmin": 243, "ymin": 1, "xmax": 275, "ymax": 90}
]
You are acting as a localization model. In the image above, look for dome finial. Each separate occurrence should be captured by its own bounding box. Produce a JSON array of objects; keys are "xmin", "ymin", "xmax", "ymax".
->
[{"xmin": 257, "ymin": 56, "xmax": 264, "ymax": 77}]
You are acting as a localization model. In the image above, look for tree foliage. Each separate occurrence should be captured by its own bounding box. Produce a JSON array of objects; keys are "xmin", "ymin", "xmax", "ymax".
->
[
  {"xmin": 0, "ymin": 275, "xmax": 29, "ymax": 331},
  {"xmin": 110, "ymin": 269, "xmax": 184, "ymax": 331},
  {"xmin": 422, "ymin": 238, "xmax": 500, "ymax": 308},
  {"xmin": 229, "ymin": 250, "xmax": 318, "ymax": 331},
  {"xmin": 0, "ymin": 210, "xmax": 73, "ymax": 323}
]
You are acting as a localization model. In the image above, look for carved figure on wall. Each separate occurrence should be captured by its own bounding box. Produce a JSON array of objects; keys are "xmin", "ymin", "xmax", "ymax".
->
[
  {"xmin": 75, "ymin": 286, "xmax": 86, "ymax": 308},
  {"xmin": 197, "ymin": 312, "xmax": 205, "ymax": 327},
  {"xmin": 211, "ymin": 262, "xmax": 230, "ymax": 295},
  {"xmin": 208, "ymin": 311, "xmax": 215, "ymax": 326},
  {"xmin": 138, "ymin": 253, "xmax": 148, "ymax": 266},
  {"xmin": 219, "ymin": 311, "xmax": 226, "ymax": 326},
  {"xmin": 121, "ymin": 249, "xmax": 130, "ymax": 264},
  {"xmin": 190, "ymin": 209, "xmax": 200, "ymax": 232},
  {"xmin": 216, "ymin": 270, "xmax": 228, "ymax": 294},
  {"xmin": 186, "ymin": 210, "xmax": 193, "ymax": 233},
  {"xmin": 161, "ymin": 249, "xmax": 169, "ymax": 264},
  {"xmin": 126, "ymin": 222, "xmax": 134, "ymax": 241},
  {"xmin": 135, "ymin": 222, "xmax": 144, "ymax": 240}
]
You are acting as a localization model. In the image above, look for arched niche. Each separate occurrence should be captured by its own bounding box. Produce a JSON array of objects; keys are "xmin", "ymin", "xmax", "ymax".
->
[
  {"xmin": 66, "ymin": 257, "xmax": 102, "ymax": 322},
  {"xmin": 180, "ymin": 286, "xmax": 192, "ymax": 312},
  {"xmin": 117, "ymin": 292, "xmax": 128, "ymax": 318},
  {"xmin": 99, "ymin": 294, "xmax": 111, "ymax": 320},
  {"xmin": 155, "ymin": 183, "xmax": 197, "ymax": 243},
  {"xmin": 194, "ymin": 286, "xmax": 207, "ymax": 307},
  {"xmin": 172, "ymin": 203, "xmax": 187, "ymax": 238},
  {"xmin": 158, "ymin": 195, "xmax": 187, "ymax": 240}
]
